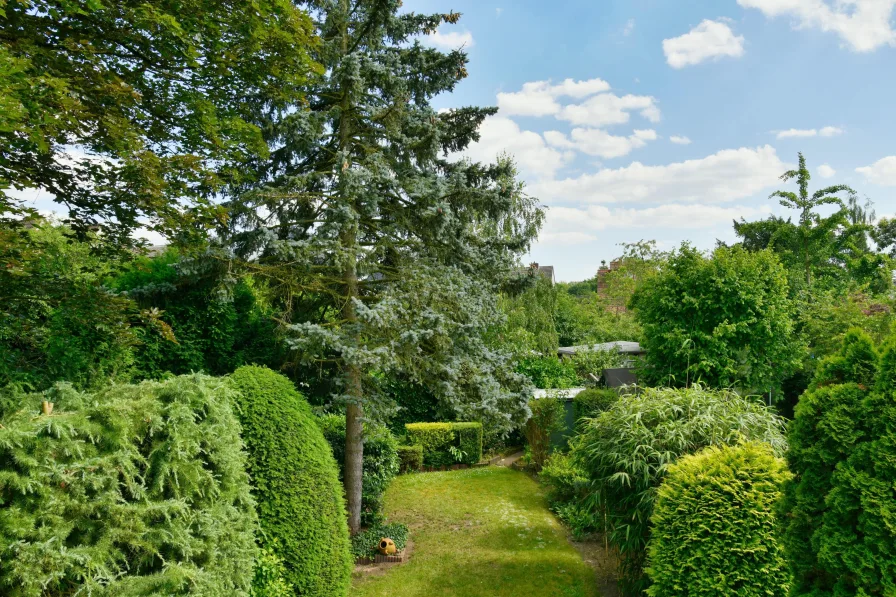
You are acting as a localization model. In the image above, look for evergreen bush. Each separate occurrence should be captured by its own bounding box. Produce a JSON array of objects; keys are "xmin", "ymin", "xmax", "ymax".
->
[
  {"xmin": 404, "ymin": 422, "xmax": 483, "ymax": 467},
  {"xmin": 0, "ymin": 375, "xmax": 258, "ymax": 596},
  {"xmin": 646, "ymin": 443, "xmax": 791, "ymax": 597},
  {"xmin": 229, "ymin": 366, "xmax": 352, "ymax": 597},
  {"xmin": 573, "ymin": 388, "xmax": 618, "ymax": 421},
  {"xmin": 317, "ymin": 413, "xmax": 399, "ymax": 526},
  {"xmin": 396, "ymin": 445, "xmax": 423, "ymax": 473},
  {"xmin": 781, "ymin": 330, "xmax": 896, "ymax": 596},
  {"xmin": 575, "ymin": 385, "xmax": 787, "ymax": 595},
  {"xmin": 524, "ymin": 398, "xmax": 565, "ymax": 469}
]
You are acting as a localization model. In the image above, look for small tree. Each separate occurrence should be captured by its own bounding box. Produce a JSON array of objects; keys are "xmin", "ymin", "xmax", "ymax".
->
[
  {"xmin": 780, "ymin": 330, "xmax": 896, "ymax": 596},
  {"xmin": 631, "ymin": 244, "xmax": 801, "ymax": 394}
]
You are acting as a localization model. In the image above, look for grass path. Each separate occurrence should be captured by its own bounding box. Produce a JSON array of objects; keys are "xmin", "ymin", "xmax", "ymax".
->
[{"xmin": 350, "ymin": 467, "xmax": 599, "ymax": 597}]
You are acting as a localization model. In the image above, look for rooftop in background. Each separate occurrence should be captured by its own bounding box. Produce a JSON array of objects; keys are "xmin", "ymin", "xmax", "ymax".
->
[
  {"xmin": 557, "ymin": 341, "xmax": 644, "ymax": 357},
  {"xmin": 530, "ymin": 262, "xmax": 555, "ymax": 284}
]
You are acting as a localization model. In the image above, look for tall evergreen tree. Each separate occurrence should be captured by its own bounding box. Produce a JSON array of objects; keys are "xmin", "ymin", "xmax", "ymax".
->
[{"xmin": 225, "ymin": 1, "xmax": 542, "ymax": 533}]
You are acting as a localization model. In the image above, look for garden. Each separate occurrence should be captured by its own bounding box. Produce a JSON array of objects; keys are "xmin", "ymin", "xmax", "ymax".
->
[{"xmin": 2, "ymin": 1, "xmax": 896, "ymax": 597}]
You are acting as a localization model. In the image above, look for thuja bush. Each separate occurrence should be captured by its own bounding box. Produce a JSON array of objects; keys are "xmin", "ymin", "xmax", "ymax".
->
[
  {"xmin": 229, "ymin": 366, "xmax": 351, "ymax": 597},
  {"xmin": 646, "ymin": 443, "xmax": 791, "ymax": 597},
  {"xmin": 524, "ymin": 398, "xmax": 564, "ymax": 470},
  {"xmin": 781, "ymin": 330, "xmax": 896, "ymax": 597},
  {"xmin": 575, "ymin": 385, "xmax": 787, "ymax": 595},
  {"xmin": 317, "ymin": 413, "xmax": 399, "ymax": 526},
  {"xmin": 0, "ymin": 375, "xmax": 258, "ymax": 596}
]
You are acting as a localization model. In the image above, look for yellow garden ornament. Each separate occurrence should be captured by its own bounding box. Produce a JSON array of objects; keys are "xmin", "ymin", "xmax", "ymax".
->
[{"xmin": 378, "ymin": 538, "xmax": 397, "ymax": 555}]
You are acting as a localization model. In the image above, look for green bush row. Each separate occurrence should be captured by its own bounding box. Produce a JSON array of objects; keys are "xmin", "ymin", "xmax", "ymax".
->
[{"xmin": 405, "ymin": 422, "xmax": 483, "ymax": 467}]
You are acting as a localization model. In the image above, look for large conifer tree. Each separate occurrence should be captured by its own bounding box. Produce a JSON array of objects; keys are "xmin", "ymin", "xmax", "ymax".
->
[{"xmin": 226, "ymin": 1, "xmax": 542, "ymax": 533}]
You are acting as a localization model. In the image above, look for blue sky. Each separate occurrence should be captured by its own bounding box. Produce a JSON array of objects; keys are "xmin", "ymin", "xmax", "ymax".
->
[{"xmin": 412, "ymin": 0, "xmax": 896, "ymax": 281}]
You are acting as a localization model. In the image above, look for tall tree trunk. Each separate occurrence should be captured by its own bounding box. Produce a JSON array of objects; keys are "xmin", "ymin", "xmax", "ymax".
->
[
  {"xmin": 338, "ymin": 0, "xmax": 364, "ymax": 536},
  {"xmin": 341, "ymin": 223, "xmax": 363, "ymax": 535}
]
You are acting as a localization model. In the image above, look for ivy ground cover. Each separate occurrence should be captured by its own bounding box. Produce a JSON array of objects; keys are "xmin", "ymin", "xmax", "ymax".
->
[{"xmin": 351, "ymin": 467, "xmax": 598, "ymax": 597}]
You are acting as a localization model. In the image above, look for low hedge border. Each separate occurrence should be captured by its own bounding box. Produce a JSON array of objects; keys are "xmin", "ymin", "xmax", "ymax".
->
[
  {"xmin": 396, "ymin": 445, "xmax": 423, "ymax": 473},
  {"xmin": 405, "ymin": 422, "xmax": 483, "ymax": 467}
]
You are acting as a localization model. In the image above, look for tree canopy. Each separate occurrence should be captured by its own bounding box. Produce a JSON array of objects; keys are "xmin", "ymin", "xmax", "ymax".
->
[{"xmin": 0, "ymin": 0, "xmax": 317, "ymax": 244}]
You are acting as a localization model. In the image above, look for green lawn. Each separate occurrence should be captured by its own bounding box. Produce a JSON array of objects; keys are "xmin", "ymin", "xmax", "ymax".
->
[{"xmin": 351, "ymin": 467, "xmax": 599, "ymax": 597}]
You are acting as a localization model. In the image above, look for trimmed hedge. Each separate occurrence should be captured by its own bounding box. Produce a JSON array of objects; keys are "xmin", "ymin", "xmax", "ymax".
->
[
  {"xmin": 405, "ymin": 422, "xmax": 483, "ymax": 467},
  {"xmin": 646, "ymin": 442, "xmax": 791, "ymax": 597},
  {"xmin": 396, "ymin": 445, "xmax": 423, "ymax": 473},
  {"xmin": 573, "ymin": 388, "xmax": 618, "ymax": 421},
  {"xmin": 0, "ymin": 375, "xmax": 258, "ymax": 596},
  {"xmin": 316, "ymin": 414, "xmax": 399, "ymax": 526},
  {"xmin": 229, "ymin": 366, "xmax": 351, "ymax": 597}
]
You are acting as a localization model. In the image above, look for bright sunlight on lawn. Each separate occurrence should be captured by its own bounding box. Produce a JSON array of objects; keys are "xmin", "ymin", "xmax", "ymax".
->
[{"xmin": 351, "ymin": 467, "xmax": 598, "ymax": 597}]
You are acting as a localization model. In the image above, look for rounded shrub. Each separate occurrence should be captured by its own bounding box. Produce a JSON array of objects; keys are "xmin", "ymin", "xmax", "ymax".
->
[
  {"xmin": 0, "ymin": 375, "xmax": 258, "ymax": 596},
  {"xmin": 575, "ymin": 385, "xmax": 787, "ymax": 594},
  {"xmin": 646, "ymin": 442, "xmax": 791, "ymax": 597},
  {"xmin": 229, "ymin": 366, "xmax": 351, "ymax": 597},
  {"xmin": 572, "ymin": 388, "xmax": 618, "ymax": 421}
]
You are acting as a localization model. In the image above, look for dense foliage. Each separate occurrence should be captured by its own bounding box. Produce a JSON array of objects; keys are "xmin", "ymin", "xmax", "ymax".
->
[
  {"xmin": 0, "ymin": 375, "xmax": 258, "ymax": 596},
  {"xmin": 572, "ymin": 388, "xmax": 619, "ymax": 421},
  {"xmin": 317, "ymin": 414, "xmax": 399, "ymax": 526},
  {"xmin": 405, "ymin": 422, "xmax": 483, "ymax": 467},
  {"xmin": 0, "ymin": 224, "xmax": 141, "ymax": 389},
  {"xmin": 111, "ymin": 250, "xmax": 283, "ymax": 379},
  {"xmin": 575, "ymin": 385, "xmax": 787, "ymax": 595},
  {"xmin": 524, "ymin": 397, "xmax": 565, "ymax": 470},
  {"xmin": 780, "ymin": 330, "xmax": 896, "ymax": 596},
  {"xmin": 646, "ymin": 443, "xmax": 791, "ymax": 597},
  {"xmin": 396, "ymin": 445, "xmax": 423, "ymax": 474},
  {"xmin": 540, "ymin": 451, "xmax": 595, "ymax": 540},
  {"xmin": 229, "ymin": 367, "xmax": 351, "ymax": 597},
  {"xmin": 0, "ymin": 0, "xmax": 316, "ymax": 244},
  {"xmin": 632, "ymin": 244, "xmax": 801, "ymax": 394}
]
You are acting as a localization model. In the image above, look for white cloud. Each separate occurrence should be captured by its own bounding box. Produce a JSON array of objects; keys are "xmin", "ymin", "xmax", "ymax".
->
[
  {"xmin": 670, "ymin": 135, "xmax": 692, "ymax": 145},
  {"xmin": 459, "ymin": 115, "xmax": 571, "ymax": 179},
  {"xmin": 546, "ymin": 128, "xmax": 657, "ymax": 159},
  {"xmin": 496, "ymin": 7, "xmax": 503, "ymax": 17},
  {"xmin": 425, "ymin": 27, "xmax": 475, "ymax": 49},
  {"xmin": 663, "ymin": 19, "xmax": 746, "ymax": 68},
  {"xmin": 545, "ymin": 128, "xmax": 658, "ymax": 160},
  {"xmin": 540, "ymin": 203, "xmax": 775, "ymax": 245},
  {"xmin": 776, "ymin": 126, "xmax": 844, "ymax": 139},
  {"xmin": 497, "ymin": 78, "xmax": 611, "ymax": 117},
  {"xmin": 738, "ymin": 0, "xmax": 896, "ymax": 52},
  {"xmin": 623, "ymin": 19, "xmax": 636, "ymax": 36},
  {"xmin": 529, "ymin": 145, "xmax": 788, "ymax": 205},
  {"xmin": 857, "ymin": 156, "xmax": 896, "ymax": 186},
  {"xmin": 817, "ymin": 164, "xmax": 836, "ymax": 178},
  {"xmin": 558, "ymin": 92, "xmax": 660, "ymax": 127}
]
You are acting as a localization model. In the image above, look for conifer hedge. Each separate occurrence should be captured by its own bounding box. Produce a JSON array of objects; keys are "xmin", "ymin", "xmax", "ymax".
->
[
  {"xmin": 0, "ymin": 375, "xmax": 258, "ymax": 596},
  {"xmin": 646, "ymin": 443, "xmax": 791, "ymax": 597},
  {"xmin": 229, "ymin": 366, "xmax": 351, "ymax": 597},
  {"xmin": 781, "ymin": 330, "xmax": 896, "ymax": 596}
]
